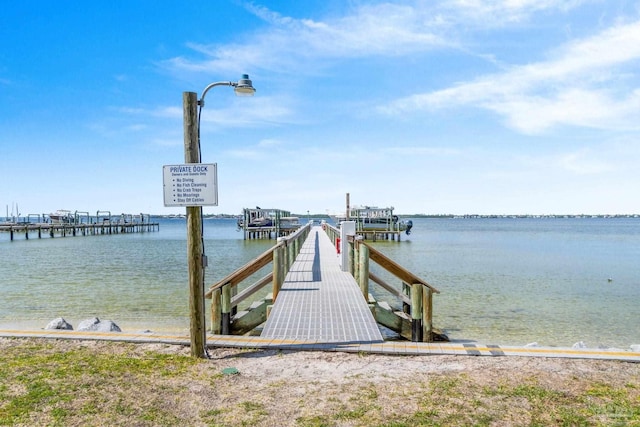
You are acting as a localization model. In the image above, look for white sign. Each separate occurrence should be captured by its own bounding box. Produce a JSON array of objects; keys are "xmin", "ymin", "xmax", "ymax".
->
[{"xmin": 163, "ymin": 163, "xmax": 218, "ymax": 207}]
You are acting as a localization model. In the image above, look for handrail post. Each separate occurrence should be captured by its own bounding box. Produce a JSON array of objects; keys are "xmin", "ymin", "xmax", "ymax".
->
[
  {"xmin": 353, "ymin": 239, "xmax": 360, "ymax": 284},
  {"xmin": 273, "ymin": 240, "xmax": 284, "ymax": 301},
  {"xmin": 287, "ymin": 239, "xmax": 295, "ymax": 271},
  {"xmin": 348, "ymin": 236, "xmax": 355, "ymax": 276},
  {"xmin": 221, "ymin": 284, "xmax": 231, "ymax": 335},
  {"xmin": 422, "ymin": 285, "xmax": 433, "ymax": 342},
  {"xmin": 210, "ymin": 288, "xmax": 222, "ymax": 334},
  {"xmin": 410, "ymin": 283, "xmax": 423, "ymax": 342},
  {"xmin": 358, "ymin": 242, "xmax": 369, "ymax": 300},
  {"xmin": 402, "ymin": 282, "xmax": 410, "ymax": 314}
]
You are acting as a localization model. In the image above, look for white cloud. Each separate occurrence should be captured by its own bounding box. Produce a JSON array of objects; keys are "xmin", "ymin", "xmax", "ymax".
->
[
  {"xmin": 443, "ymin": 0, "xmax": 586, "ymax": 24},
  {"xmin": 381, "ymin": 19, "xmax": 640, "ymax": 133},
  {"xmin": 159, "ymin": 0, "xmax": 594, "ymax": 78},
  {"xmin": 162, "ymin": 2, "xmax": 450, "ymax": 76}
]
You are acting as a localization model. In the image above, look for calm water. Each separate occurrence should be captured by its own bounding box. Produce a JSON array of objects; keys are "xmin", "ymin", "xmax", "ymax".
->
[{"xmin": 1, "ymin": 217, "xmax": 638, "ymax": 348}]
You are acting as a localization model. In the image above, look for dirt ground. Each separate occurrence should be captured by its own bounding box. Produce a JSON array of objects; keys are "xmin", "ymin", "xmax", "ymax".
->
[{"xmin": 2, "ymin": 338, "xmax": 639, "ymax": 426}]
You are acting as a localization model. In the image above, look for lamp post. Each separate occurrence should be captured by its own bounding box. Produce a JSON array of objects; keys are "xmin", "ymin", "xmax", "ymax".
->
[{"xmin": 183, "ymin": 74, "xmax": 255, "ymax": 358}]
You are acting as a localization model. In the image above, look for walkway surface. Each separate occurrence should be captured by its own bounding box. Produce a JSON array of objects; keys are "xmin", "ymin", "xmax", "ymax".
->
[
  {"xmin": 260, "ymin": 226, "xmax": 383, "ymax": 342},
  {"xmin": 0, "ymin": 329, "xmax": 639, "ymax": 362}
]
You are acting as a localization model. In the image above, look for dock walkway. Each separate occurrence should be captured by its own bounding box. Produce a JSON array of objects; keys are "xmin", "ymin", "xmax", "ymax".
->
[
  {"xmin": 261, "ymin": 226, "xmax": 383, "ymax": 343},
  {"xmin": 0, "ymin": 329, "xmax": 638, "ymax": 362}
]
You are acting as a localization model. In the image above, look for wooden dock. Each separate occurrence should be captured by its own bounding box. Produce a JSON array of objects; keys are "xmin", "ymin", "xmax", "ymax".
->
[
  {"xmin": 207, "ymin": 222, "xmax": 443, "ymax": 344},
  {"xmin": 0, "ymin": 214, "xmax": 158, "ymax": 241},
  {"xmin": 261, "ymin": 226, "xmax": 383, "ymax": 342}
]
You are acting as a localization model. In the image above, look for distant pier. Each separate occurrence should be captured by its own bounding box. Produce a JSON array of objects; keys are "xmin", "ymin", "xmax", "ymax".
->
[
  {"xmin": 0, "ymin": 212, "xmax": 158, "ymax": 241},
  {"xmin": 237, "ymin": 208, "xmax": 302, "ymax": 240}
]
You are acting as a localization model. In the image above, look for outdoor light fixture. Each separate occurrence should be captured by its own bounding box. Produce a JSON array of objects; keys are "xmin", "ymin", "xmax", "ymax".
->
[{"xmin": 198, "ymin": 74, "xmax": 256, "ymax": 107}]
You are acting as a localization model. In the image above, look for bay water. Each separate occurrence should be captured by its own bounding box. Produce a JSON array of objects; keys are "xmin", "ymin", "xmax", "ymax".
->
[{"xmin": 1, "ymin": 217, "xmax": 638, "ymax": 348}]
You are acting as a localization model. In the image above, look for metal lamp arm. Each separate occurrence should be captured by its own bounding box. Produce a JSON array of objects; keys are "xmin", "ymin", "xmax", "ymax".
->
[{"xmin": 198, "ymin": 81, "xmax": 234, "ymax": 107}]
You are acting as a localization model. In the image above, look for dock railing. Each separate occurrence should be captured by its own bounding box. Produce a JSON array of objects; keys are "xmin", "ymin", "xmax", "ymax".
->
[
  {"xmin": 205, "ymin": 222, "xmax": 311, "ymax": 335},
  {"xmin": 324, "ymin": 223, "xmax": 441, "ymax": 342}
]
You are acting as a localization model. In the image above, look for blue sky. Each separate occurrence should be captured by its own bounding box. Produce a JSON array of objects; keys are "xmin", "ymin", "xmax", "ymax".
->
[{"xmin": 1, "ymin": 1, "xmax": 639, "ymax": 217}]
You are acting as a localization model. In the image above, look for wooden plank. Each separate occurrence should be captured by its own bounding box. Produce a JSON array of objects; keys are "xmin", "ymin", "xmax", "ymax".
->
[
  {"xmin": 369, "ymin": 272, "xmax": 411, "ymax": 305},
  {"xmin": 205, "ymin": 245, "xmax": 276, "ymax": 297},
  {"xmin": 231, "ymin": 273, "xmax": 273, "ymax": 307},
  {"xmin": 231, "ymin": 299, "xmax": 270, "ymax": 335},
  {"xmin": 362, "ymin": 242, "xmax": 439, "ymax": 293}
]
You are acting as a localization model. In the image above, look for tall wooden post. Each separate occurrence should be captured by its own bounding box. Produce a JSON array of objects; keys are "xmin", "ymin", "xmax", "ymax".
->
[
  {"xmin": 346, "ymin": 193, "xmax": 350, "ymax": 220},
  {"xmin": 184, "ymin": 91, "xmax": 207, "ymax": 358},
  {"xmin": 210, "ymin": 288, "xmax": 221, "ymax": 334},
  {"xmin": 410, "ymin": 283, "xmax": 423, "ymax": 342},
  {"xmin": 358, "ymin": 243, "xmax": 369, "ymax": 299},
  {"xmin": 422, "ymin": 286, "xmax": 433, "ymax": 342},
  {"xmin": 348, "ymin": 237, "xmax": 355, "ymax": 276},
  {"xmin": 221, "ymin": 284, "xmax": 232, "ymax": 334},
  {"xmin": 273, "ymin": 243, "xmax": 284, "ymax": 301}
]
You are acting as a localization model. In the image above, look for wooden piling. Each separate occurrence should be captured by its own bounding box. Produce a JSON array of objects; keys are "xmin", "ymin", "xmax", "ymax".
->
[
  {"xmin": 288, "ymin": 240, "xmax": 295, "ymax": 270},
  {"xmin": 422, "ymin": 285, "xmax": 433, "ymax": 342},
  {"xmin": 358, "ymin": 243, "xmax": 369, "ymax": 299},
  {"xmin": 273, "ymin": 244, "xmax": 284, "ymax": 302},
  {"xmin": 210, "ymin": 288, "xmax": 221, "ymax": 334},
  {"xmin": 221, "ymin": 283, "xmax": 232, "ymax": 335},
  {"xmin": 348, "ymin": 237, "xmax": 355, "ymax": 276},
  {"xmin": 410, "ymin": 283, "xmax": 423, "ymax": 342}
]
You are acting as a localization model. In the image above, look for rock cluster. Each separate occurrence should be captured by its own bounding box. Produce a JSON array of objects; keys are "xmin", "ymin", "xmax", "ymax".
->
[{"xmin": 44, "ymin": 317, "xmax": 121, "ymax": 332}]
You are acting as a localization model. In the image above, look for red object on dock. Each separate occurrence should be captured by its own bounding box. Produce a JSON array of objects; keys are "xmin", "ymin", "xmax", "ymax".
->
[{"xmin": 336, "ymin": 237, "xmax": 341, "ymax": 253}]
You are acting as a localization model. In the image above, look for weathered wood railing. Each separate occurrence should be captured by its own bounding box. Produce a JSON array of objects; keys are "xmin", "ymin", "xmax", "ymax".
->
[
  {"xmin": 324, "ymin": 223, "xmax": 443, "ymax": 342},
  {"xmin": 204, "ymin": 222, "xmax": 311, "ymax": 335}
]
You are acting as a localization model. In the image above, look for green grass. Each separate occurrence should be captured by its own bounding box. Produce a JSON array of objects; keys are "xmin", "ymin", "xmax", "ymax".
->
[
  {"xmin": 1, "ymin": 338, "xmax": 639, "ymax": 427},
  {"xmin": 0, "ymin": 340, "xmax": 197, "ymax": 426}
]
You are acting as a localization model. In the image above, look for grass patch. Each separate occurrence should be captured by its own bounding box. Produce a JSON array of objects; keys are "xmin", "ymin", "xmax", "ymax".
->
[{"xmin": 0, "ymin": 339, "xmax": 197, "ymax": 426}]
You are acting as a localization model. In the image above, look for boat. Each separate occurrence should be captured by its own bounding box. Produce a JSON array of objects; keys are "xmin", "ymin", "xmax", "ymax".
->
[
  {"xmin": 279, "ymin": 216, "xmax": 301, "ymax": 230},
  {"xmin": 49, "ymin": 210, "xmax": 75, "ymax": 224},
  {"xmin": 237, "ymin": 214, "xmax": 273, "ymax": 229},
  {"xmin": 332, "ymin": 206, "xmax": 413, "ymax": 235}
]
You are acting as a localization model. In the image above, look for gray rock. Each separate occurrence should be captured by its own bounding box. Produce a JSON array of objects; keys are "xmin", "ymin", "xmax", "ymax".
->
[
  {"xmin": 95, "ymin": 320, "xmax": 121, "ymax": 332},
  {"xmin": 45, "ymin": 317, "xmax": 73, "ymax": 330},
  {"xmin": 77, "ymin": 317, "xmax": 101, "ymax": 331},
  {"xmin": 77, "ymin": 317, "xmax": 121, "ymax": 332}
]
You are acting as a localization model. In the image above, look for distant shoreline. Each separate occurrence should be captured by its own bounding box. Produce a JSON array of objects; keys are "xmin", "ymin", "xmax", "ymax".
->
[{"xmin": 157, "ymin": 213, "xmax": 640, "ymax": 219}]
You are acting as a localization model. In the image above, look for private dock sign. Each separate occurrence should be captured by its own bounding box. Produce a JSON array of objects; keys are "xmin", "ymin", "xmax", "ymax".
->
[{"xmin": 163, "ymin": 163, "xmax": 218, "ymax": 207}]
